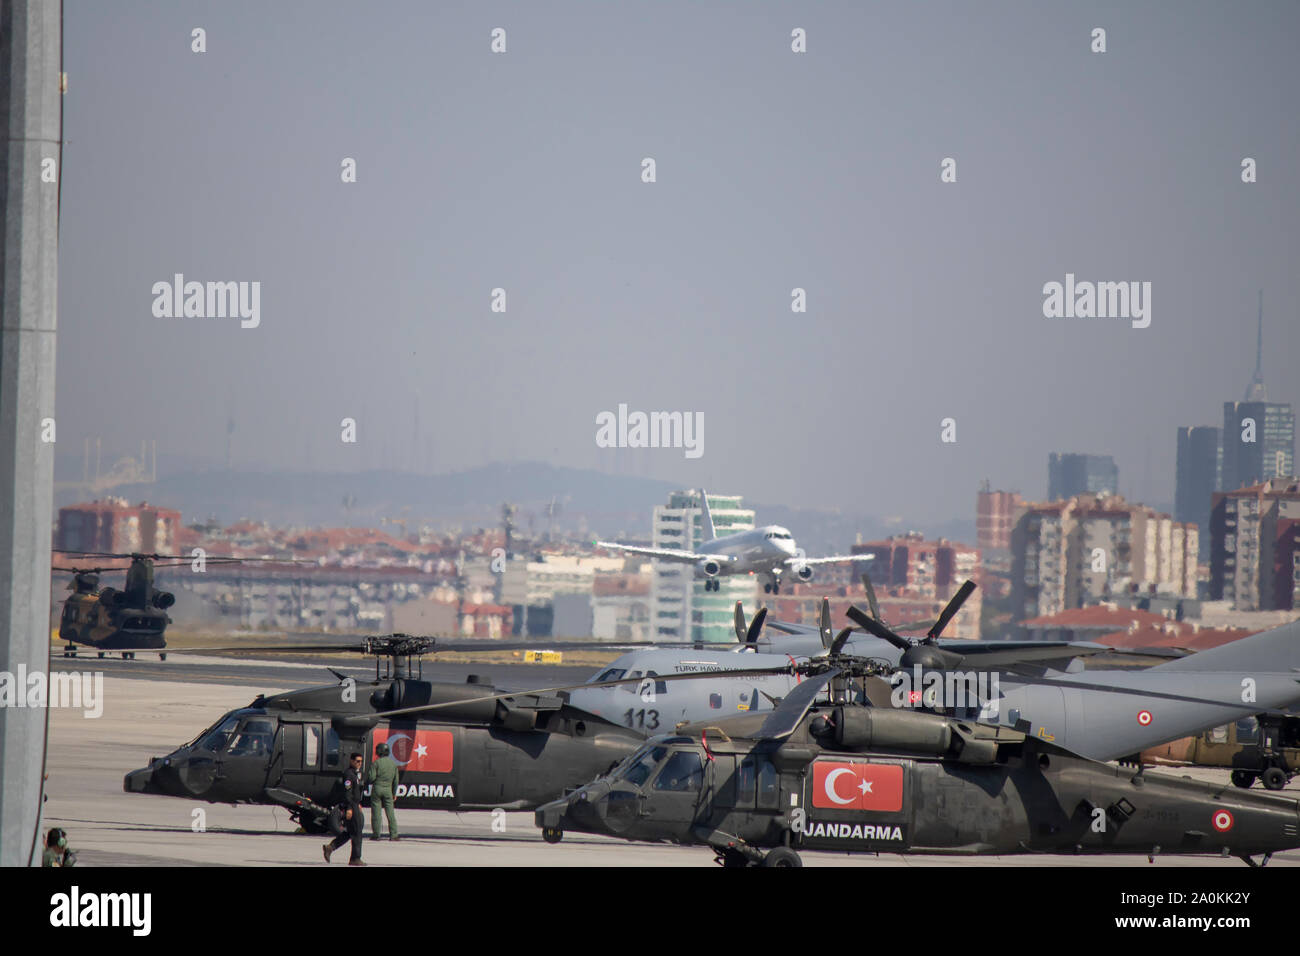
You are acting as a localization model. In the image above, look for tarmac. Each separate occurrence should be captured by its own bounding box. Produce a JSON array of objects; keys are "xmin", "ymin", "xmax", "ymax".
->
[{"xmin": 41, "ymin": 670, "xmax": 1300, "ymax": 867}]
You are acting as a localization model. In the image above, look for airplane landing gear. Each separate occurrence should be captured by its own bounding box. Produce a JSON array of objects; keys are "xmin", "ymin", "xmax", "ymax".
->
[
  {"xmin": 541, "ymin": 827, "xmax": 564, "ymax": 844},
  {"xmin": 704, "ymin": 579, "xmax": 720, "ymax": 592},
  {"xmin": 763, "ymin": 580, "xmax": 781, "ymax": 595}
]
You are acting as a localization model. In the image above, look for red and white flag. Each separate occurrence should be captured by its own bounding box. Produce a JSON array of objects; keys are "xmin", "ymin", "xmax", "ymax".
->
[
  {"xmin": 811, "ymin": 761, "xmax": 903, "ymax": 812},
  {"xmin": 374, "ymin": 727, "xmax": 454, "ymax": 773}
]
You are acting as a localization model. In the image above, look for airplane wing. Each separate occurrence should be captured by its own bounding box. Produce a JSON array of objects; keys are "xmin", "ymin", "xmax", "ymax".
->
[
  {"xmin": 595, "ymin": 542, "xmax": 736, "ymax": 564},
  {"xmin": 784, "ymin": 554, "xmax": 875, "ymax": 567}
]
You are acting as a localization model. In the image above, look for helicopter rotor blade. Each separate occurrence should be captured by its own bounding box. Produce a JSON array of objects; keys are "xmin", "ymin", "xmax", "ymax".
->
[
  {"xmin": 927, "ymin": 580, "xmax": 976, "ymax": 640},
  {"xmin": 819, "ymin": 598, "xmax": 832, "ymax": 649},
  {"xmin": 733, "ymin": 602, "xmax": 748, "ymax": 643},
  {"xmin": 746, "ymin": 607, "xmax": 768, "ymax": 645},
  {"xmin": 372, "ymin": 664, "xmax": 800, "ymax": 720},
  {"xmin": 756, "ymin": 668, "xmax": 840, "ymax": 740},
  {"xmin": 829, "ymin": 627, "xmax": 855, "ymax": 657}
]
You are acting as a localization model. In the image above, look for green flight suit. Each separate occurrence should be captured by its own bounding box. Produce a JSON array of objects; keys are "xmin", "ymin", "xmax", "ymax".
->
[{"xmin": 367, "ymin": 755, "xmax": 401, "ymax": 839}]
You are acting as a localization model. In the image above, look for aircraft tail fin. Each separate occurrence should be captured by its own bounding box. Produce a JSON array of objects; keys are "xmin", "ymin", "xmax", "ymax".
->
[
  {"xmin": 698, "ymin": 489, "xmax": 717, "ymax": 542},
  {"xmin": 1152, "ymin": 618, "xmax": 1300, "ymax": 674}
]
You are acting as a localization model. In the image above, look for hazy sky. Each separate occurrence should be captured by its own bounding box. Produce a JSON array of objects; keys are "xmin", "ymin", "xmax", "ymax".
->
[{"xmin": 56, "ymin": 1, "xmax": 1300, "ymax": 521}]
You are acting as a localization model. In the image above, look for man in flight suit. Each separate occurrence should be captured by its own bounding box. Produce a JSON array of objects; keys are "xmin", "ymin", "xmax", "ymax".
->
[
  {"xmin": 368, "ymin": 741, "xmax": 401, "ymax": 840},
  {"xmin": 323, "ymin": 752, "xmax": 366, "ymax": 866}
]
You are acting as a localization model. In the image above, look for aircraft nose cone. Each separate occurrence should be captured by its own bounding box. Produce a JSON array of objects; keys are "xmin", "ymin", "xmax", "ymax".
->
[{"xmin": 123, "ymin": 766, "xmax": 154, "ymax": 794}]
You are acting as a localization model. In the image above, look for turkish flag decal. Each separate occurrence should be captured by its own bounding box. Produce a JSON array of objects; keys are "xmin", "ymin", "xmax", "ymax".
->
[
  {"xmin": 811, "ymin": 761, "xmax": 904, "ymax": 812},
  {"xmin": 374, "ymin": 726, "xmax": 454, "ymax": 773}
]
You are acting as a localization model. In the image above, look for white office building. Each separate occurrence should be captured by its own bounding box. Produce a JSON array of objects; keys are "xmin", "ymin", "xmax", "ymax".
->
[{"xmin": 650, "ymin": 489, "xmax": 756, "ymax": 643}]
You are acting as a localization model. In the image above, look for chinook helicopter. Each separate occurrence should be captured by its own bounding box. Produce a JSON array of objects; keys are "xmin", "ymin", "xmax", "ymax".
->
[
  {"xmin": 53, "ymin": 550, "xmax": 306, "ymax": 660},
  {"xmin": 535, "ymin": 658, "xmax": 1300, "ymax": 867}
]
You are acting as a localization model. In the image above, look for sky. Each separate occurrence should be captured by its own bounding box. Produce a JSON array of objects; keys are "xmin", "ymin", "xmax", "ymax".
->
[{"xmin": 55, "ymin": 1, "xmax": 1300, "ymax": 522}]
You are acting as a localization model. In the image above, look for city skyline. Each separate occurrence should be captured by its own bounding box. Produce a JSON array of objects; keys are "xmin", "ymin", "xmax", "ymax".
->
[{"xmin": 55, "ymin": 1, "xmax": 1300, "ymax": 525}]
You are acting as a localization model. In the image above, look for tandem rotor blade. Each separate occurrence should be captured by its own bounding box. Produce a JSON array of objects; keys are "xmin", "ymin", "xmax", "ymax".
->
[
  {"xmin": 734, "ymin": 602, "xmax": 748, "ymax": 643},
  {"xmin": 819, "ymin": 598, "xmax": 833, "ymax": 649},
  {"xmin": 746, "ymin": 607, "xmax": 768, "ymax": 645}
]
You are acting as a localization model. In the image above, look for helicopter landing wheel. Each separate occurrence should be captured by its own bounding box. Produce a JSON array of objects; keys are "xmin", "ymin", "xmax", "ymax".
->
[
  {"xmin": 1261, "ymin": 767, "xmax": 1288, "ymax": 791},
  {"xmin": 1231, "ymin": 770, "xmax": 1257, "ymax": 789},
  {"xmin": 123, "ymin": 652, "xmax": 135, "ymax": 661},
  {"xmin": 718, "ymin": 847, "xmax": 750, "ymax": 868},
  {"xmin": 97, "ymin": 652, "xmax": 105, "ymax": 659},
  {"xmin": 541, "ymin": 827, "xmax": 563, "ymax": 844},
  {"xmin": 159, "ymin": 653, "xmax": 167, "ymax": 661},
  {"xmin": 761, "ymin": 847, "xmax": 802, "ymax": 868}
]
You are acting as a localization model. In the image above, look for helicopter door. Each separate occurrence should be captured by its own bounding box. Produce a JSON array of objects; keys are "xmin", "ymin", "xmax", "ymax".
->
[
  {"xmin": 640, "ymin": 749, "xmax": 706, "ymax": 838},
  {"xmin": 214, "ymin": 716, "xmax": 278, "ymax": 800},
  {"xmin": 279, "ymin": 722, "xmax": 324, "ymax": 797}
]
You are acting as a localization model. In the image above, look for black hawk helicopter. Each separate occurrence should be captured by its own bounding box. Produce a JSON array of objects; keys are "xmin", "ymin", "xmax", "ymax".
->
[
  {"xmin": 535, "ymin": 654, "xmax": 1300, "ymax": 867},
  {"xmin": 53, "ymin": 550, "xmax": 306, "ymax": 660},
  {"xmin": 124, "ymin": 635, "xmax": 650, "ymax": 835}
]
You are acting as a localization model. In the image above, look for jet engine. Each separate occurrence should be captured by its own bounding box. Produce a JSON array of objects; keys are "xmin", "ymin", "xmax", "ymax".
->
[
  {"xmin": 152, "ymin": 591, "xmax": 176, "ymax": 610},
  {"xmin": 98, "ymin": 587, "xmax": 128, "ymax": 608},
  {"xmin": 697, "ymin": 558, "xmax": 722, "ymax": 578},
  {"xmin": 792, "ymin": 564, "xmax": 814, "ymax": 583}
]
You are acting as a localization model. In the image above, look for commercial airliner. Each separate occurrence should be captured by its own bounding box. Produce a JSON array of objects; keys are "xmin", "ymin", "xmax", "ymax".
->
[{"xmin": 596, "ymin": 489, "xmax": 872, "ymax": 593}]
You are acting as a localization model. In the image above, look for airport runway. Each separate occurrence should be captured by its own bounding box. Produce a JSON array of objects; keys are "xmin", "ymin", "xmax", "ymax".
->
[{"xmin": 41, "ymin": 669, "xmax": 1300, "ymax": 867}]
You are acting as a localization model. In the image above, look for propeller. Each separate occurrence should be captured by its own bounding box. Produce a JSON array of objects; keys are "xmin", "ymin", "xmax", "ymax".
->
[
  {"xmin": 732, "ymin": 602, "xmax": 768, "ymax": 646},
  {"xmin": 846, "ymin": 579, "xmax": 977, "ymax": 670}
]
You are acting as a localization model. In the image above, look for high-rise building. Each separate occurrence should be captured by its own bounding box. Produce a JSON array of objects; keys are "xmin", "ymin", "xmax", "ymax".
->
[
  {"xmin": 1209, "ymin": 478, "xmax": 1300, "ymax": 611},
  {"xmin": 1011, "ymin": 494, "xmax": 1198, "ymax": 621},
  {"xmin": 1175, "ymin": 425, "xmax": 1220, "ymax": 557},
  {"xmin": 976, "ymin": 482, "xmax": 1022, "ymax": 551},
  {"xmin": 649, "ymin": 489, "xmax": 755, "ymax": 643},
  {"xmin": 1048, "ymin": 453, "xmax": 1119, "ymax": 501},
  {"xmin": 1221, "ymin": 293, "xmax": 1295, "ymax": 491}
]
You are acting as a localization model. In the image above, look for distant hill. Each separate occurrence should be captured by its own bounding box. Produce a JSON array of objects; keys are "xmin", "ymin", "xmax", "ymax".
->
[{"xmin": 53, "ymin": 461, "xmax": 973, "ymax": 545}]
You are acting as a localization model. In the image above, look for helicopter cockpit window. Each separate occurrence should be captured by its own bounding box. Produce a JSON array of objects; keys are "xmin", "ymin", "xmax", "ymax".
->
[
  {"xmin": 228, "ymin": 718, "xmax": 277, "ymax": 757},
  {"xmin": 615, "ymin": 745, "xmax": 668, "ymax": 786},
  {"xmin": 653, "ymin": 751, "xmax": 704, "ymax": 792},
  {"xmin": 1209, "ymin": 724, "xmax": 1229, "ymax": 744},
  {"xmin": 195, "ymin": 715, "xmax": 240, "ymax": 752}
]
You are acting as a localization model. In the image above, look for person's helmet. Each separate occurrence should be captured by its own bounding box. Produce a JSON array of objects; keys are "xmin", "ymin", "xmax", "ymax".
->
[
  {"xmin": 376, "ymin": 743, "xmax": 390, "ymax": 757},
  {"xmin": 47, "ymin": 828, "xmax": 67, "ymax": 849}
]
